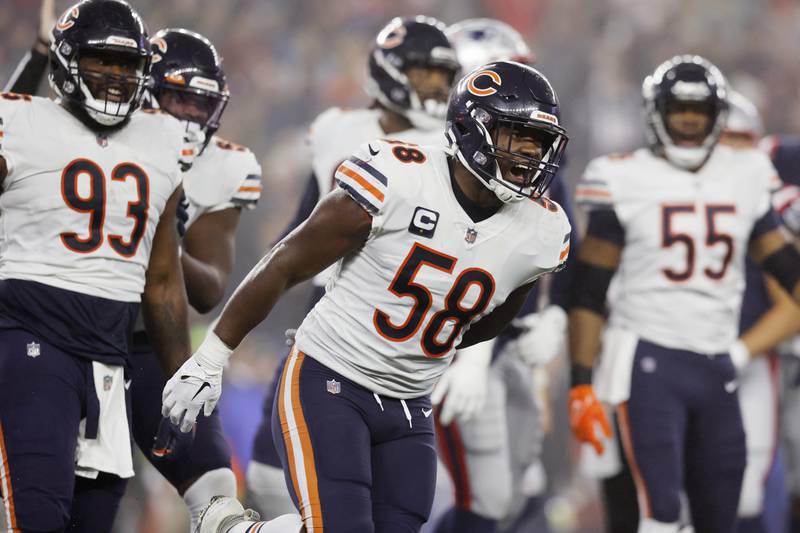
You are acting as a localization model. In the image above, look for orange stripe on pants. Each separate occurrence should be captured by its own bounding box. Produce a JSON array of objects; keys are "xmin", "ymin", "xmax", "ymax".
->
[
  {"xmin": 617, "ymin": 402, "xmax": 653, "ymax": 519},
  {"xmin": 0, "ymin": 421, "xmax": 18, "ymax": 531},
  {"xmin": 279, "ymin": 349, "xmax": 323, "ymax": 531}
]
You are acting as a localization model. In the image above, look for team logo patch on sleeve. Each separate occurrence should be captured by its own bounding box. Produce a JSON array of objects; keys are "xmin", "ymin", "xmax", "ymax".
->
[{"xmin": 409, "ymin": 207, "xmax": 439, "ymax": 238}]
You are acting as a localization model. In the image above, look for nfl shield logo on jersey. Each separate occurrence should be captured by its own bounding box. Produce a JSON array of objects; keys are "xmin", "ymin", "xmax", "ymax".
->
[
  {"xmin": 326, "ymin": 378, "xmax": 341, "ymax": 395},
  {"xmin": 26, "ymin": 342, "xmax": 40, "ymax": 358},
  {"xmin": 103, "ymin": 375, "xmax": 113, "ymax": 391},
  {"xmin": 465, "ymin": 228, "xmax": 478, "ymax": 243}
]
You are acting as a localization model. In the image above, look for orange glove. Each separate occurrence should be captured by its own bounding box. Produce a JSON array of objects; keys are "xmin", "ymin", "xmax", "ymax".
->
[{"xmin": 569, "ymin": 384, "xmax": 611, "ymax": 454}]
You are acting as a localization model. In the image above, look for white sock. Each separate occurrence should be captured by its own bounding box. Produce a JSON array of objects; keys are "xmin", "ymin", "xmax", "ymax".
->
[
  {"xmin": 183, "ymin": 468, "xmax": 238, "ymax": 533},
  {"xmin": 226, "ymin": 513, "xmax": 304, "ymax": 532},
  {"xmin": 245, "ymin": 460, "xmax": 297, "ymax": 519}
]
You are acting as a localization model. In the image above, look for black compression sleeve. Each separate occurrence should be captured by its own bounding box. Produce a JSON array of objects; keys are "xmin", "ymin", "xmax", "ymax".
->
[
  {"xmin": 567, "ymin": 260, "xmax": 615, "ymax": 314},
  {"xmin": 760, "ymin": 244, "xmax": 800, "ymax": 296},
  {"xmin": 4, "ymin": 47, "xmax": 48, "ymax": 95}
]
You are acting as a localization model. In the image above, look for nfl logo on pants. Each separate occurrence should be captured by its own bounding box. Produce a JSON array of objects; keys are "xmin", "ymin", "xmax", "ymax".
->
[
  {"xmin": 26, "ymin": 342, "xmax": 40, "ymax": 358},
  {"xmin": 326, "ymin": 379, "xmax": 341, "ymax": 395}
]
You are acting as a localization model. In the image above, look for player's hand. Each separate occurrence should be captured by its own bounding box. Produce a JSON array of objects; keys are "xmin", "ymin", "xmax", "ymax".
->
[
  {"xmin": 728, "ymin": 339, "xmax": 751, "ymax": 371},
  {"xmin": 151, "ymin": 416, "xmax": 196, "ymax": 461},
  {"xmin": 162, "ymin": 356, "xmax": 222, "ymax": 433},
  {"xmin": 161, "ymin": 331, "xmax": 232, "ymax": 432},
  {"xmin": 37, "ymin": 0, "xmax": 56, "ymax": 51},
  {"xmin": 431, "ymin": 341, "xmax": 493, "ymax": 425},
  {"xmin": 179, "ymin": 125, "xmax": 206, "ymax": 172},
  {"xmin": 775, "ymin": 184, "xmax": 800, "ymax": 236},
  {"xmin": 569, "ymin": 384, "xmax": 611, "ymax": 455},
  {"xmin": 507, "ymin": 305, "xmax": 567, "ymax": 366}
]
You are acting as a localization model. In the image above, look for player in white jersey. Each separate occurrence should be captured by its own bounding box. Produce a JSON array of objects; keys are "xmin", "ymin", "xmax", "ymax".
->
[
  {"xmin": 244, "ymin": 16, "xmax": 458, "ymax": 521},
  {"xmin": 128, "ymin": 28, "xmax": 262, "ymax": 532},
  {"xmin": 0, "ymin": 1, "xmax": 191, "ymax": 531},
  {"xmin": 2, "ymin": 19, "xmax": 263, "ymax": 530},
  {"xmin": 164, "ymin": 60, "xmax": 571, "ymax": 533},
  {"xmin": 429, "ymin": 18, "xmax": 570, "ymax": 533},
  {"xmin": 568, "ymin": 56, "xmax": 800, "ymax": 533}
]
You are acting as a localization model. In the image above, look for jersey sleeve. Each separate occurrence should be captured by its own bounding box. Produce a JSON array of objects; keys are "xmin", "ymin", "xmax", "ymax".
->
[
  {"xmin": 0, "ymin": 93, "xmax": 36, "ymax": 180},
  {"xmin": 334, "ymin": 140, "xmax": 391, "ymax": 216},
  {"xmin": 521, "ymin": 205, "xmax": 572, "ymax": 285},
  {"xmin": 751, "ymin": 149, "xmax": 782, "ymax": 219},
  {"xmin": 575, "ymin": 156, "xmax": 616, "ymax": 211},
  {"xmin": 227, "ymin": 151, "xmax": 263, "ymax": 211}
]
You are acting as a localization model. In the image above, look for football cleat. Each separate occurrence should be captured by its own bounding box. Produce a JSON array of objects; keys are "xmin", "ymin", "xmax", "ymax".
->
[{"xmin": 196, "ymin": 496, "xmax": 260, "ymax": 533}]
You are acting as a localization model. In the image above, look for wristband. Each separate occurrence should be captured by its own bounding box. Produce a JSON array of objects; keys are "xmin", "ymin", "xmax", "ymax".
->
[{"xmin": 193, "ymin": 331, "xmax": 233, "ymax": 375}]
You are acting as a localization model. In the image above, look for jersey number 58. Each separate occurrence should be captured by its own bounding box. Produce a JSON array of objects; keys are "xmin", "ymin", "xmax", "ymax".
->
[{"xmin": 374, "ymin": 243, "xmax": 495, "ymax": 358}]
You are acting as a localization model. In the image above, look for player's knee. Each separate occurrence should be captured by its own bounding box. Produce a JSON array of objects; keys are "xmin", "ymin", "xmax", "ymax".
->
[
  {"xmin": 638, "ymin": 518, "xmax": 681, "ymax": 533},
  {"xmin": 245, "ymin": 461, "xmax": 297, "ymax": 519},
  {"xmin": 184, "ymin": 467, "xmax": 237, "ymax": 528}
]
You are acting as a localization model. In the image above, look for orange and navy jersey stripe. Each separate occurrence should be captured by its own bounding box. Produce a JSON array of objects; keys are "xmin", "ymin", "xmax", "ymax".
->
[
  {"xmin": 575, "ymin": 178, "xmax": 613, "ymax": 208},
  {"xmin": 232, "ymin": 173, "xmax": 262, "ymax": 209},
  {"xmin": 335, "ymin": 156, "xmax": 389, "ymax": 215}
]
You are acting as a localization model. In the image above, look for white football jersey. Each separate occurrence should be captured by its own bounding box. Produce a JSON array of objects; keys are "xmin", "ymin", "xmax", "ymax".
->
[
  {"xmin": 0, "ymin": 95, "xmax": 185, "ymax": 302},
  {"xmin": 308, "ymin": 107, "xmax": 446, "ymax": 286},
  {"xmin": 295, "ymin": 140, "xmax": 571, "ymax": 398},
  {"xmin": 576, "ymin": 146, "xmax": 780, "ymax": 354},
  {"xmin": 183, "ymin": 136, "xmax": 262, "ymax": 228}
]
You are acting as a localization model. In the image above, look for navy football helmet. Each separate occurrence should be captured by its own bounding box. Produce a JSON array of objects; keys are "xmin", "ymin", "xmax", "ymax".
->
[
  {"xmin": 49, "ymin": 0, "xmax": 150, "ymax": 127},
  {"xmin": 643, "ymin": 55, "xmax": 728, "ymax": 170},
  {"xmin": 149, "ymin": 28, "xmax": 229, "ymax": 147},
  {"xmin": 446, "ymin": 61, "xmax": 568, "ymax": 203},
  {"xmin": 366, "ymin": 16, "xmax": 460, "ymax": 130}
]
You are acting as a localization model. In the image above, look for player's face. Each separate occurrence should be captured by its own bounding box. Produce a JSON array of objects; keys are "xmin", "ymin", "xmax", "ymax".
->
[
  {"xmin": 158, "ymin": 88, "xmax": 216, "ymax": 126},
  {"xmin": 493, "ymin": 123, "xmax": 545, "ymax": 187},
  {"xmin": 78, "ymin": 50, "xmax": 142, "ymax": 104},
  {"xmin": 406, "ymin": 66, "xmax": 453, "ymax": 104},
  {"xmin": 665, "ymin": 101, "xmax": 712, "ymax": 146}
]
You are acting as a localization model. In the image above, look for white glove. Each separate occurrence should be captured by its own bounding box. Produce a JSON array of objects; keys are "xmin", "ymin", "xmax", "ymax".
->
[
  {"xmin": 728, "ymin": 339, "xmax": 751, "ymax": 371},
  {"xmin": 507, "ymin": 305, "xmax": 567, "ymax": 366},
  {"xmin": 431, "ymin": 339, "xmax": 493, "ymax": 425},
  {"xmin": 162, "ymin": 331, "xmax": 232, "ymax": 432},
  {"xmin": 179, "ymin": 123, "xmax": 206, "ymax": 172}
]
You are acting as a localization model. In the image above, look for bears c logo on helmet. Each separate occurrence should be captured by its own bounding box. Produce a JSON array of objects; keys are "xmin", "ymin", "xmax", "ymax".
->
[
  {"xmin": 376, "ymin": 19, "xmax": 407, "ymax": 49},
  {"xmin": 56, "ymin": 6, "xmax": 80, "ymax": 31},
  {"xmin": 467, "ymin": 70, "xmax": 502, "ymax": 97},
  {"xmin": 151, "ymin": 37, "xmax": 168, "ymax": 63}
]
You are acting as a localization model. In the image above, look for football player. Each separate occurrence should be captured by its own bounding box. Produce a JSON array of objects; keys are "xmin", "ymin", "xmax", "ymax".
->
[
  {"xmin": 591, "ymin": 90, "xmax": 800, "ymax": 533},
  {"xmin": 569, "ymin": 56, "xmax": 800, "ymax": 533},
  {"xmin": 430, "ymin": 17, "xmax": 577, "ymax": 533},
  {"xmin": 244, "ymin": 16, "xmax": 459, "ymax": 520},
  {"xmin": 0, "ymin": 1, "xmax": 192, "ymax": 531},
  {"xmin": 3, "ymin": 16, "xmax": 263, "ymax": 530},
  {"xmin": 165, "ymin": 60, "xmax": 571, "ymax": 533}
]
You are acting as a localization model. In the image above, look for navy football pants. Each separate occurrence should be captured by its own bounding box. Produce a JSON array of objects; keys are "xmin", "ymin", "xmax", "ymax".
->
[
  {"xmin": 618, "ymin": 339, "xmax": 747, "ymax": 533},
  {"xmin": 272, "ymin": 349, "xmax": 438, "ymax": 532}
]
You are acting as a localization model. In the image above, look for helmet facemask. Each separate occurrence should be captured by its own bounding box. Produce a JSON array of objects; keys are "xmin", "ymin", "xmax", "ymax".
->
[
  {"xmin": 55, "ymin": 45, "xmax": 149, "ymax": 127},
  {"xmin": 454, "ymin": 106, "xmax": 567, "ymax": 203},
  {"xmin": 154, "ymin": 81, "xmax": 229, "ymax": 150}
]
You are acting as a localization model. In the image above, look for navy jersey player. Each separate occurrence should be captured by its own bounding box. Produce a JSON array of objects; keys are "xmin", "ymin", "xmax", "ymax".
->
[
  {"xmin": 0, "ymin": 1, "xmax": 191, "ymax": 532},
  {"xmin": 2, "ymin": 18, "xmax": 263, "ymax": 531},
  {"xmin": 245, "ymin": 16, "xmax": 458, "ymax": 520},
  {"xmin": 166, "ymin": 61, "xmax": 571, "ymax": 533},
  {"xmin": 569, "ymin": 56, "xmax": 800, "ymax": 533},
  {"xmin": 431, "ymin": 18, "xmax": 578, "ymax": 533}
]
